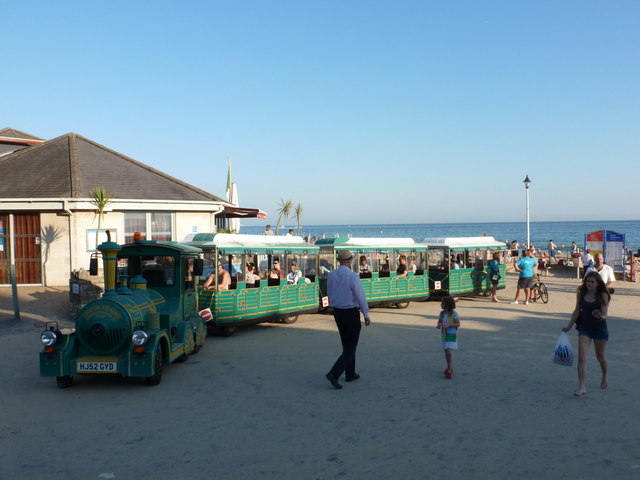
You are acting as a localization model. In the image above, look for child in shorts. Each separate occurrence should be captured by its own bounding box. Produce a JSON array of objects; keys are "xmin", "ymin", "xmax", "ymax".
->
[{"xmin": 436, "ymin": 296, "xmax": 460, "ymax": 378}]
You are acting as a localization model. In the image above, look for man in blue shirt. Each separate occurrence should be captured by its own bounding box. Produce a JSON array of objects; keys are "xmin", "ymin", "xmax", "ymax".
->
[
  {"xmin": 510, "ymin": 249, "xmax": 538, "ymax": 305},
  {"xmin": 326, "ymin": 249, "xmax": 371, "ymax": 389}
]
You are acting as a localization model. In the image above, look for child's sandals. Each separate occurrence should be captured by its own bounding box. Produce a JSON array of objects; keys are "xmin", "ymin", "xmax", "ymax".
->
[{"xmin": 444, "ymin": 369, "xmax": 453, "ymax": 379}]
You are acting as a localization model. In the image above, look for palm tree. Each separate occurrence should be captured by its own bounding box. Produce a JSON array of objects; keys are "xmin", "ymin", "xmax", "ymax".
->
[
  {"xmin": 89, "ymin": 187, "xmax": 112, "ymax": 248},
  {"xmin": 275, "ymin": 199, "xmax": 293, "ymax": 235},
  {"xmin": 294, "ymin": 203, "xmax": 303, "ymax": 235}
]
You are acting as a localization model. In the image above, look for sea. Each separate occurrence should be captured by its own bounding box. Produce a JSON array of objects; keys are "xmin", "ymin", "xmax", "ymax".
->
[{"xmin": 240, "ymin": 220, "xmax": 640, "ymax": 252}]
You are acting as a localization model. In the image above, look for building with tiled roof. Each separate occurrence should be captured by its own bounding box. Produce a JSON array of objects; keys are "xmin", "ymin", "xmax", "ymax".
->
[
  {"xmin": 0, "ymin": 127, "xmax": 45, "ymax": 157},
  {"xmin": 0, "ymin": 129, "xmax": 257, "ymax": 286}
]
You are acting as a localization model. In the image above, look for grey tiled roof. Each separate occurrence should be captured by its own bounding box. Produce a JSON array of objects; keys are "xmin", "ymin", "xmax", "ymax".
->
[
  {"xmin": 0, "ymin": 128, "xmax": 45, "ymax": 142},
  {"xmin": 0, "ymin": 133, "xmax": 225, "ymax": 202}
]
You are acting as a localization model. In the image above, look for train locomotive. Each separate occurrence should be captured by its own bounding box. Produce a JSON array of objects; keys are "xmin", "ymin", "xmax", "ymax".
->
[{"xmin": 39, "ymin": 233, "xmax": 207, "ymax": 388}]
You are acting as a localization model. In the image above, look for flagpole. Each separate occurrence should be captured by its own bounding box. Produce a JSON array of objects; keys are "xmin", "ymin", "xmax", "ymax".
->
[{"xmin": 226, "ymin": 156, "xmax": 232, "ymax": 202}]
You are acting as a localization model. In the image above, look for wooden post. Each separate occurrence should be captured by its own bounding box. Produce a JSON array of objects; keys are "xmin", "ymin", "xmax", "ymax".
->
[{"xmin": 10, "ymin": 264, "xmax": 20, "ymax": 321}]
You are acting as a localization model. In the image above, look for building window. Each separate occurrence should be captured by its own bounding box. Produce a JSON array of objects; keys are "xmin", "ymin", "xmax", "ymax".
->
[
  {"xmin": 124, "ymin": 212, "xmax": 173, "ymax": 243},
  {"xmin": 124, "ymin": 212, "xmax": 147, "ymax": 244},
  {"xmin": 151, "ymin": 213, "xmax": 172, "ymax": 241}
]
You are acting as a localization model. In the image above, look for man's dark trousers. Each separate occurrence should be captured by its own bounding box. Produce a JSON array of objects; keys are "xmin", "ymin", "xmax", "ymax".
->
[{"xmin": 329, "ymin": 307, "xmax": 362, "ymax": 379}]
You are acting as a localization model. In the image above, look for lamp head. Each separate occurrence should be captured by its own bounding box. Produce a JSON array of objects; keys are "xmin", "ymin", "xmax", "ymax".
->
[{"xmin": 523, "ymin": 175, "xmax": 532, "ymax": 188}]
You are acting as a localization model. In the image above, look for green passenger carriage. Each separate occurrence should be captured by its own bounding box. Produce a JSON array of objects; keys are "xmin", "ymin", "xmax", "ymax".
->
[
  {"xmin": 185, "ymin": 233, "xmax": 320, "ymax": 336},
  {"xmin": 40, "ymin": 235, "xmax": 207, "ymax": 388},
  {"xmin": 422, "ymin": 236, "xmax": 507, "ymax": 297},
  {"xmin": 314, "ymin": 237, "xmax": 430, "ymax": 308}
]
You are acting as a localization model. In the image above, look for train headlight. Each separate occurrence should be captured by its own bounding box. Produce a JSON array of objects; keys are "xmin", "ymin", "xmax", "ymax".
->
[
  {"xmin": 131, "ymin": 330, "xmax": 149, "ymax": 346},
  {"xmin": 41, "ymin": 330, "xmax": 58, "ymax": 347}
]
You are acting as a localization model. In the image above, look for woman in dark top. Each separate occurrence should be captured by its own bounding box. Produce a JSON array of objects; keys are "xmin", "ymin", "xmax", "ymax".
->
[
  {"xmin": 563, "ymin": 271, "xmax": 611, "ymax": 396},
  {"xmin": 488, "ymin": 252, "xmax": 501, "ymax": 302}
]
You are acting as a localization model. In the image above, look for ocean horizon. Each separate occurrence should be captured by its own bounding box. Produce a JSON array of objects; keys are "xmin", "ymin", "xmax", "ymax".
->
[{"xmin": 240, "ymin": 220, "xmax": 640, "ymax": 251}]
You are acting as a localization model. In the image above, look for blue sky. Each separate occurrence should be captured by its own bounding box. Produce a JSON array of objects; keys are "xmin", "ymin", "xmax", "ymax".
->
[{"xmin": 3, "ymin": 1, "xmax": 639, "ymax": 226}]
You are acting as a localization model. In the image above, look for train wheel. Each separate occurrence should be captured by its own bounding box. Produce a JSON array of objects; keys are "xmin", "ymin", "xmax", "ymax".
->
[
  {"xmin": 215, "ymin": 326, "xmax": 237, "ymax": 337},
  {"xmin": 177, "ymin": 330, "xmax": 195, "ymax": 363},
  {"xmin": 146, "ymin": 344, "xmax": 163, "ymax": 386},
  {"xmin": 56, "ymin": 375, "xmax": 73, "ymax": 389},
  {"xmin": 176, "ymin": 352, "xmax": 189, "ymax": 363},
  {"xmin": 282, "ymin": 314, "xmax": 298, "ymax": 324},
  {"xmin": 193, "ymin": 321, "xmax": 206, "ymax": 354},
  {"xmin": 395, "ymin": 302, "xmax": 410, "ymax": 309}
]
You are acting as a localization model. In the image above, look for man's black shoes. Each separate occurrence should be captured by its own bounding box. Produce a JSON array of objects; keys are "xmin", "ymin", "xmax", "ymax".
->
[
  {"xmin": 325, "ymin": 373, "xmax": 342, "ymax": 389},
  {"xmin": 345, "ymin": 374, "xmax": 360, "ymax": 382}
]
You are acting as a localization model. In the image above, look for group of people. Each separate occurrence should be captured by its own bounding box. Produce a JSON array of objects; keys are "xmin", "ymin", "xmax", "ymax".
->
[
  {"xmin": 324, "ymin": 245, "xmax": 614, "ymax": 398},
  {"xmin": 508, "ymin": 239, "xmax": 568, "ymax": 266},
  {"xmin": 263, "ymin": 225, "xmax": 296, "ymax": 237},
  {"xmin": 507, "ymin": 245, "xmax": 615, "ymax": 396},
  {"xmin": 202, "ymin": 257, "xmax": 306, "ymax": 290},
  {"xmin": 356, "ymin": 254, "xmax": 415, "ymax": 276},
  {"xmin": 262, "ymin": 224, "xmax": 317, "ymax": 244},
  {"xmin": 508, "ymin": 247, "xmax": 616, "ymax": 305},
  {"xmin": 208, "ymin": 229, "xmax": 617, "ymax": 397}
]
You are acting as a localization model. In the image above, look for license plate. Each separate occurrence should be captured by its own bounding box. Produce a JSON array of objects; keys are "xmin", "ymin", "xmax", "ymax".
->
[{"xmin": 77, "ymin": 361, "xmax": 117, "ymax": 373}]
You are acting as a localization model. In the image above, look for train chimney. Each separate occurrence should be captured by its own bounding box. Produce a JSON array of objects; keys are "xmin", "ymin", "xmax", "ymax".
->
[{"xmin": 97, "ymin": 233, "xmax": 121, "ymax": 297}]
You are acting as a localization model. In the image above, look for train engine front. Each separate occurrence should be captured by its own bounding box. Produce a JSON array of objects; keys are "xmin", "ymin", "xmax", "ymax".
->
[{"xmin": 40, "ymin": 236, "xmax": 205, "ymax": 388}]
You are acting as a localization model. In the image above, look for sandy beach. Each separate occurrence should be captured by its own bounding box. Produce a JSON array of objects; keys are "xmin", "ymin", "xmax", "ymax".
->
[{"xmin": 1, "ymin": 267, "xmax": 639, "ymax": 479}]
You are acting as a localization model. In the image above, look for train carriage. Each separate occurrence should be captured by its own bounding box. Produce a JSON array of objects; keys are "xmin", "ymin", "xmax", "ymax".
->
[
  {"xmin": 314, "ymin": 237, "xmax": 430, "ymax": 308},
  {"xmin": 422, "ymin": 236, "xmax": 507, "ymax": 297},
  {"xmin": 39, "ymin": 234, "xmax": 207, "ymax": 388},
  {"xmin": 185, "ymin": 233, "xmax": 320, "ymax": 336}
]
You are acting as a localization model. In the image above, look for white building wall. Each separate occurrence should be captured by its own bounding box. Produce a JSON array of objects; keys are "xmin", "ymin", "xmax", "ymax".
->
[
  {"xmin": 40, "ymin": 213, "xmax": 71, "ymax": 286},
  {"xmin": 175, "ymin": 212, "xmax": 216, "ymax": 242},
  {"xmin": 40, "ymin": 211, "xmax": 216, "ymax": 286},
  {"xmin": 68, "ymin": 212, "xmax": 124, "ymax": 284}
]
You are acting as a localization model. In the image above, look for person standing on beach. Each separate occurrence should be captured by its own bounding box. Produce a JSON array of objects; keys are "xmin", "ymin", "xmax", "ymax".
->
[
  {"xmin": 510, "ymin": 249, "xmax": 538, "ymax": 305},
  {"xmin": 436, "ymin": 296, "xmax": 459, "ymax": 378},
  {"xmin": 562, "ymin": 271, "xmax": 611, "ymax": 396},
  {"xmin": 586, "ymin": 253, "xmax": 616, "ymax": 293},
  {"xmin": 325, "ymin": 249, "xmax": 371, "ymax": 390},
  {"xmin": 547, "ymin": 240, "xmax": 557, "ymax": 263},
  {"xmin": 263, "ymin": 225, "xmax": 274, "ymax": 236},
  {"xmin": 488, "ymin": 252, "xmax": 501, "ymax": 302},
  {"xmin": 582, "ymin": 249, "xmax": 594, "ymax": 276},
  {"xmin": 571, "ymin": 241, "xmax": 579, "ymax": 254}
]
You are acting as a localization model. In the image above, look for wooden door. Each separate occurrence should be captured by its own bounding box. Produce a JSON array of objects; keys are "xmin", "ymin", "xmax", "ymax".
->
[
  {"xmin": 0, "ymin": 215, "xmax": 8, "ymax": 284},
  {"xmin": 14, "ymin": 214, "xmax": 41, "ymax": 284}
]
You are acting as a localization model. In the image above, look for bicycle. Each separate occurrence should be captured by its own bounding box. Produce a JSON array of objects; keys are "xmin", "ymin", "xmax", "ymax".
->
[{"xmin": 530, "ymin": 273, "xmax": 549, "ymax": 303}]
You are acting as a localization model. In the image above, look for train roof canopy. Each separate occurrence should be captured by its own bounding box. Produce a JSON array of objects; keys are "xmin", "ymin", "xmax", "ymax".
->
[
  {"xmin": 314, "ymin": 237, "xmax": 420, "ymax": 248},
  {"xmin": 422, "ymin": 236, "xmax": 505, "ymax": 250},
  {"xmin": 183, "ymin": 233, "xmax": 317, "ymax": 251},
  {"xmin": 120, "ymin": 240, "xmax": 202, "ymax": 254}
]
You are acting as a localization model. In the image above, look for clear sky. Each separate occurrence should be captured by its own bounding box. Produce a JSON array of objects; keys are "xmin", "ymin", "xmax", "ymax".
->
[{"xmin": 3, "ymin": 1, "xmax": 639, "ymax": 226}]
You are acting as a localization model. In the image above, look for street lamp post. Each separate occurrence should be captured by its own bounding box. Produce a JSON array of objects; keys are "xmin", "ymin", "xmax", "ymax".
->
[{"xmin": 523, "ymin": 175, "xmax": 532, "ymax": 248}]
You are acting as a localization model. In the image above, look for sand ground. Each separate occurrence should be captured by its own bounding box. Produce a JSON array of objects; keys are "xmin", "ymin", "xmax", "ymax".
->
[{"xmin": 1, "ymin": 267, "xmax": 639, "ymax": 480}]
